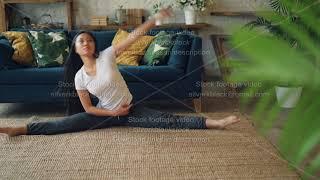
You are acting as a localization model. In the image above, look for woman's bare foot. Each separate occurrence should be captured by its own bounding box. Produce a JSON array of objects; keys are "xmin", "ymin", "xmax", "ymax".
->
[
  {"xmin": 0, "ymin": 126, "xmax": 27, "ymax": 137},
  {"xmin": 205, "ymin": 115, "xmax": 240, "ymax": 129}
]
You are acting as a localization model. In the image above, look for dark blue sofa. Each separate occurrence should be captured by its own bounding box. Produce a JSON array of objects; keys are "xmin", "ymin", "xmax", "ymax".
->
[{"xmin": 0, "ymin": 28, "xmax": 203, "ymax": 108}]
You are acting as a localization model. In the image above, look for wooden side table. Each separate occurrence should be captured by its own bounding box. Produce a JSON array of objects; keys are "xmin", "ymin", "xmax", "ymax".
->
[{"xmin": 210, "ymin": 34, "xmax": 238, "ymax": 93}]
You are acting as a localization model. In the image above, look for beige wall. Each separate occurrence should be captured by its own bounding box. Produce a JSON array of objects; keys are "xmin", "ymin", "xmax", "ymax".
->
[{"xmin": 15, "ymin": 0, "xmax": 268, "ymax": 77}]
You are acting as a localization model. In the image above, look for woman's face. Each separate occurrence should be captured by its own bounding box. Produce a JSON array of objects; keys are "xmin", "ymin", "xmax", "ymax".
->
[{"xmin": 75, "ymin": 33, "xmax": 96, "ymax": 57}]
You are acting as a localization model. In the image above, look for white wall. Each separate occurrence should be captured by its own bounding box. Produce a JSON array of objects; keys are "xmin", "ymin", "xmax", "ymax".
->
[{"xmin": 14, "ymin": 0, "xmax": 269, "ymax": 77}]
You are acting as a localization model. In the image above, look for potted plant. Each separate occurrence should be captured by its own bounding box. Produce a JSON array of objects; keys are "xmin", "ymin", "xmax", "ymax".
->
[
  {"xmin": 176, "ymin": 0, "xmax": 213, "ymax": 25},
  {"xmin": 275, "ymin": 74, "xmax": 303, "ymax": 108},
  {"xmin": 228, "ymin": 0, "xmax": 320, "ymax": 177},
  {"xmin": 246, "ymin": 0, "xmax": 309, "ymax": 108}
]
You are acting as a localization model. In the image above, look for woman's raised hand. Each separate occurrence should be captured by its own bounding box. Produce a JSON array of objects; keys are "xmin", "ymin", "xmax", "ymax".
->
[
  {"xmin": 113, "ymin": 6, "xmax": 174, "ymax": 57},
  {"xmin": 154, "ymin": 6, "xmax": 174, "ymax": 21}
]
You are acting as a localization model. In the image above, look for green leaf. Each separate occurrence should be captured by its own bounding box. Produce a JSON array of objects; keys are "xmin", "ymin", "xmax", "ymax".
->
[
  {"xmin": 228, "ymin": 0, "xmax": 320, "ymax": 176},
  {"xmin": 304, "ymin": 153, "xmax": 320, "ymax": 179},
  {"xmin": 252, "ymin": 87, "xmax": 275, "ymax": 134}
]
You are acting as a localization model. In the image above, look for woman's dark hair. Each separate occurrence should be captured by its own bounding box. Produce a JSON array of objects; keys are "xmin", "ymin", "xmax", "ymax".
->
[{"xmin": 62, "ymin": 31, "xmax": 99, "ymax": 115}]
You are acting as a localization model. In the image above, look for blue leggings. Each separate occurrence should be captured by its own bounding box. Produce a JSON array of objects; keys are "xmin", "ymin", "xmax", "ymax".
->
[{"xmin": 27, "ymin": 104, "xmax": 207, "ymax": 135}]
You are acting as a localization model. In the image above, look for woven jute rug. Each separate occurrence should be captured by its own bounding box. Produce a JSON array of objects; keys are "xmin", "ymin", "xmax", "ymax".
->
[{"xmin": 0, "ymin": 111, "xmax": 299, "ymax": 179}]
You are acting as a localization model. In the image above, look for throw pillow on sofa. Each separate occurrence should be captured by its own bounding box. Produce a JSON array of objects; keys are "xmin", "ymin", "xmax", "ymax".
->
[
  {"xmin": 0, "ymin": 35, "xmax": 14, "ymax": 69},
  {"xmin": 167, "ymin": 33, "xmax": 192, "ymax": 70},
  {"xmin": 1, "ymin": 31, "xmax": 35, "ymax": 66},
  {"xmin": 112, "ymin": 29, "xmax": 154, "ymax": 66},
  {"xmin": 28, "ymin": 31, "xmax": 69, "ymax": 67},
  {"xmin": 141, "ymin": 31, "xmax": 175, "ymax": 66}
]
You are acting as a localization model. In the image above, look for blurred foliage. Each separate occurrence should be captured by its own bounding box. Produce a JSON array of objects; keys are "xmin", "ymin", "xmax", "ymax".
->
[{"xmin": 227, "ymin": 0, "xmax": 320, "ymax": 179}]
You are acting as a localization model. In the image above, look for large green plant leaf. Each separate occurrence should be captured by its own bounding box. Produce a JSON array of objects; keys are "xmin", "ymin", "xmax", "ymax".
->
[
  {"xmin": 270, "ymin": 0, "xmax": 290, "ymax": 15},
  {"xmin": 228, "ymin": 0, "xmax": 320, "ymax": 178}
]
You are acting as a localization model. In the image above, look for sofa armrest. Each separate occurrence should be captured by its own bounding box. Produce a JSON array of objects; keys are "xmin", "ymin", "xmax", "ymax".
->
[
  {"xmin": 0, "ymin": 36, "xmax": 14, "ymax": 70},
  {"xmin": 177, "ymin": 36, "xmax": 204, "ymax": 99},
  {"xmin": 186, "ymin": 36, "xmax": 204, "ymax": 82}
]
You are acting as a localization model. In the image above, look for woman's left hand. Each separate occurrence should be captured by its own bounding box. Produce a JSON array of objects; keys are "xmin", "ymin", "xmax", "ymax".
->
[
  {"xmin": 111, "ymin": 104, "xmax": 132, "ymax": 116},
  {"xmin": 154, "ymin": 6, "xmax": 174, "ymax": 21}
]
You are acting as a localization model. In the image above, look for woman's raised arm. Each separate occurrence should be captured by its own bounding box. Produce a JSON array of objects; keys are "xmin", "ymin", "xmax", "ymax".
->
[{"xmin": 112, "ymin": 7, "xmax": 173, "ymax": 57}]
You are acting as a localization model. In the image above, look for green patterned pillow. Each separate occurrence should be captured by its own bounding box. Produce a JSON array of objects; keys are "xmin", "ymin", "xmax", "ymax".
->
[
  {"xmin": 141, "ymin": 31, "xmax": 175, "ymax": 66},
  {"xmin": 28, "ymin": 31, "xmax": 69, "ymax": 67}
]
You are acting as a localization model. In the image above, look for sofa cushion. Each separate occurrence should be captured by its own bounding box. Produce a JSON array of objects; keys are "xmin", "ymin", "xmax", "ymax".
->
[
  {"xmin": 141, "ymin": 31, "xmax": 175, "ymax": 66},
  {"xmin": 119, "ymin": 65, "xmax": 183, "ymax": 82},
  {"xmin": 0, "ymin": 35, "xmax": 14, "ymax": 69},
  {"xmin": 0, "ymin": 65, "xmax": 183, "ymax": 85},
  {"xmin": 167, "ymin": 34, "xmax": 192, "ymax": 70},
  {"xmin": 28, "ymin": 31, "xmax": 69, "ymax": 67},
  {"xmin": 112, "ymin": 29, "xmax": 155, "ymax": 66},
  {"xmin": 1, "ymin": 31, "xmax": 35, "ymax": 66},
  {"xmin": 0, "ymin": 67, "xmax": 64, "ymax": 85}
]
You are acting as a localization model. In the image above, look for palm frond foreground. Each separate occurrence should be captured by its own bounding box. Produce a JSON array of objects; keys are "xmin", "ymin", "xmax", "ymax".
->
[{"xmin": 228, "ymin": 0, "xmax": 320, "ymax": 178}]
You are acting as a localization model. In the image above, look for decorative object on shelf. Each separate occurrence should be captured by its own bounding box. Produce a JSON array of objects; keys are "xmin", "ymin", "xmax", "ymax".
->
[
  {"xmin": 184, "ymin": 5, "xmax": 196, "ymax": 25},
  {"xmin": 90, "ymin": 16, "xmax": 108, "ymax": 26},
  {"xmin": 22, "ymin": 17, "xmax": 31, "ymax": 29},
  {"xmin": 176, "ymin": 0, "xmax": 213, "ymax": 25},
  {"xmin": 115, "ymin": 5, "xmax": 126, "ymax": 25},
  {"xmin": 31, "ymin": 13, "xmax": 64, "ymax": 30},
  {"xmin": 126, "ymin": 9, "xmax": 144, "ymax": 25}
]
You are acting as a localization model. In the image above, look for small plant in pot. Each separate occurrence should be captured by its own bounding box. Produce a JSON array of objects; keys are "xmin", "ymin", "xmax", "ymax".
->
[
  {"xmin": 176, "ymin": 0, "xmax": 213, "ymax": 25},
  {"xmin": 227, "ymin": 0, "xmax": 320, "ymax": 177},
  {"xmin": 274, "ymin": 73, "xmax": 303, "ymax": 108},
  {"xmin": 245, "ymin": 0, "xmax": 315, "ymax": 108}
]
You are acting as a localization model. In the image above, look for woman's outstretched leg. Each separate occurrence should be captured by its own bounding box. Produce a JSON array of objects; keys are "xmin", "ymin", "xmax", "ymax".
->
[
  {"xmin": 205, "ymin": 116, "xmax": 240, "ymax": 129},
  {"xmin": 125, "ymin": 105, "xmax": 240, "ymax": 129},
  {"xmin": 0, "ymin": 127, "xmax": 27, "ymax": 137},
  {"xmin": 0, "ymin": 112, "xmax": 125, "ymax": 136}
]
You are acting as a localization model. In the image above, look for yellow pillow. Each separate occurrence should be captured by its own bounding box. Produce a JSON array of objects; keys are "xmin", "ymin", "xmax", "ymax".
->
[
  {"xmin": 112, "ymin": 29, "xmax": 154, "ymax": 66},
  {"xmin": 1, "ymin": 31, "xmax": 34, "ymax": 65}
]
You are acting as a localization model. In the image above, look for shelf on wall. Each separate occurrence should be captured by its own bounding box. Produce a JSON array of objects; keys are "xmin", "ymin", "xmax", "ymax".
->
[
  {"xmin": 0, "ymin": 0, "xmax": 73, "ymax": 31},
  {"xmin": 80, "ymin": 23, "xmax": 211, "ymax": 31},
  {"xmin": 3, "ymin": 0, "xmax": 71, "ymax": 4},
  {"xmin": 210, "ymin": 11, "xmax": 271, "ymax": 17}
]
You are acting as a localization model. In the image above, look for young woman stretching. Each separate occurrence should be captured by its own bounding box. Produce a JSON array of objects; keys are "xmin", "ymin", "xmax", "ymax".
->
[{"xmin": 0, "ymin": 7, "xmax": 240, "ymax": 137}]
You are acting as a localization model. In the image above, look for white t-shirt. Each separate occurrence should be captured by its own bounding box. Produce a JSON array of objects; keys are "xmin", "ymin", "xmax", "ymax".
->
[{"xmin": 74, "ymin": 46, "xmax": 133, "ymax": 111}]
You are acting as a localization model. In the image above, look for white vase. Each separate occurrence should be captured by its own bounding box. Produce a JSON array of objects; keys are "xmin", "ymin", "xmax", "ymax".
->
[
  {"xmin": 184, "ymin": 5, "xmax": 196, "ymax": 25},
  {"xmin": 115, "ymin": 9, "xmax": 126, "ymax": 25},
  {"xmin": 275, "ymin": 86, "xmax": 302, "ymax": 108}
]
